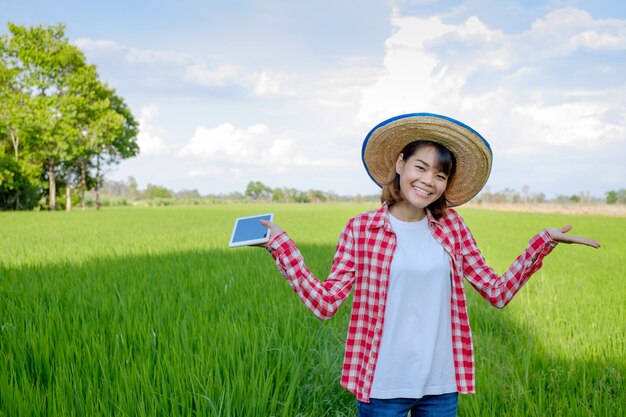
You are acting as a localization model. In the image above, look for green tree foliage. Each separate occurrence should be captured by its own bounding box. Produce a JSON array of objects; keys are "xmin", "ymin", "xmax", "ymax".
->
[
  {"xmin": 245, "ymin": 180, "xmax": 339, "ymax": 203},
  {"xmin": 605, "ymin": 189, "xmax": 626, "ymax": 205},
  {"xmin": 245, "ymin": 180, "xmax": 272, "ymax": 200},
  {"xmin": 0, "ymin": 154, "xmax": 39, "ymax": 209},
  {"xmin": 143, "ymin": 184, "xmax": 173, "ymax": 200},
  {"xmin": 606, "ymin": 191, "xmax": 618, "ymax": 204},
  {"xmin": 0, "ymin": 23, "xmax": 138, "ymax": 211}
]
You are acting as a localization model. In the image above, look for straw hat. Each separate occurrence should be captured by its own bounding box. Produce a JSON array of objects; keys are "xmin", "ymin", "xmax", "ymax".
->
[{"xmin": 361, "ymin": 113, "xmax": 492, "ymax": 207}]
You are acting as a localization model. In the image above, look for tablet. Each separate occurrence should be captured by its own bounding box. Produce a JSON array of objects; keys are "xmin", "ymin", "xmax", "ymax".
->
[{"xmin": 228, "ymin": 213, "xmax": 274, "ymax": 248}]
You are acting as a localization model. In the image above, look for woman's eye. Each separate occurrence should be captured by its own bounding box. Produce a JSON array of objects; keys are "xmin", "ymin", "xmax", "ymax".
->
[
  {"xmin": 415, "ymin": 165, "xmax": 425, "ymax": 171},
  {"xmin": 436, "ymin": 175, "xmax": 447, "ymax": 181}
]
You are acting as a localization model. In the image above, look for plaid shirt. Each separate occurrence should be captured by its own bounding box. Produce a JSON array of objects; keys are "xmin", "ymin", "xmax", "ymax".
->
[{"xmin": 267, "ymin": 204, "xmax": 556, "ymax": 402}]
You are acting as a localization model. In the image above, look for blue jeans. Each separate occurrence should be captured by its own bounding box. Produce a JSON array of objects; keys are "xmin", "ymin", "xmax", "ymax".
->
[{"xmin": 357, "ymin": 393, "xmax": 458, "ymax": 417}]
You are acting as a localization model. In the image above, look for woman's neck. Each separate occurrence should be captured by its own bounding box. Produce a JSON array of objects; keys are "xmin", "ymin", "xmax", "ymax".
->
[{"xmin": 389, "ymin": 201, "xmax": 426, "ymax": 222}]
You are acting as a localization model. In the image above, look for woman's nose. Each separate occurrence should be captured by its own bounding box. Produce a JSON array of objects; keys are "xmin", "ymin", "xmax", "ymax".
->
[{"xmin": 421, "ymin": 171, "xmax": 435, "ymax": 185}]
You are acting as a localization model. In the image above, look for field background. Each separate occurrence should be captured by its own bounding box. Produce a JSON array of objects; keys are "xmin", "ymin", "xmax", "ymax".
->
[{"xmin": 1, "ymin": 204, "xmax": 624, "ymax": 416}]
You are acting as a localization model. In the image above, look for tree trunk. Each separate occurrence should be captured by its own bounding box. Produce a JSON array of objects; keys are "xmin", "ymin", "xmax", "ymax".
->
[
  {"xmin": 9, "ymin": 128, "xmax": 19, "ymax": 161},
  {"xmin": 48, "ymin": 158, "xmax": 56, "ymax": 211},
  {"xmin": 79, "ymin": 159, "xmax": 87, "ymax": 211},
  {"xmin": 66, "ymin": 185, "xmax": 72, "ymax": 212},
  {"xmin": 95, "ymin": 154, "xmax": 101, "ymax": 210}
]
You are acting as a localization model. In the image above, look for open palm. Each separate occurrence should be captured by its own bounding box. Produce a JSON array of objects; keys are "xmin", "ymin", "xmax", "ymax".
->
[{"xmin": 546, "ymin": 225, "xmax": 600, "ymax": 249}]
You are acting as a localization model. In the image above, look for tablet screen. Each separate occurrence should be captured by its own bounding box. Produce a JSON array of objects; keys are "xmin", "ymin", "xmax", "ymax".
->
[{"xmin": 229, "ymin": 213, "xmax": 273, "ymax": 247}]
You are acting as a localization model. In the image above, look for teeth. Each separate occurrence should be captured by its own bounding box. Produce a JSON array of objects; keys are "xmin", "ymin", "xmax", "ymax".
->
[{"xmin": 413, "ymin": 186, "xmax": 432, "ymax": 195}]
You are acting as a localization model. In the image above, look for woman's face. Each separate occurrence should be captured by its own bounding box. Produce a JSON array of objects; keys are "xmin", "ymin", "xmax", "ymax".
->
[{"xmin": 395, "ymin": 145, "xmax": 449, "ymax": 212}]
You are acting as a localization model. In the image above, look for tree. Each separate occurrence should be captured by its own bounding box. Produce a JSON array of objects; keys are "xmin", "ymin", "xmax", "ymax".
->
[
  {"xmin": 0, "ymin": 23, "xmax": 138, "ymax": 211},
  {"xmin": 533, "ymin": 192, "xmax": 546, "ymax": 204},
  {"xmin": 2, "ymin": 23, "xmax": 90, "ymax": 210},
  {"xmin": 67, "ymin": 68, "xmax": 138, "ymax": 210},
  {"xmin": 127, "ymin": 176, "xmax": 141, "ymax": 201},
  {"xmin": 606, "ymin": 190, "xmax": 618, "ymax": 204},
  {"xmin": 606, "ymin": 189, "xmax": 626, "ymax": 205},
  {"xmin": 143, "ymin": 184, "xmax": 173, "ymax": 199},
  {"xmin": 245, "ymin": 180, "xmax": 272, "ymax": 200},
  {"xmin": 271, "ymin": 187, "xmax": 285, "ymax": 202},
  {"xmin": 522, "ymin": 185, "xmax": 529, "ymax": 204},
  {"xmin": 307, "ymin": 189, "xmax": 327, "ymax": 203},
  {"xmin": 478, "ymin": 186, "xmax": 492, "ymax": 204}
]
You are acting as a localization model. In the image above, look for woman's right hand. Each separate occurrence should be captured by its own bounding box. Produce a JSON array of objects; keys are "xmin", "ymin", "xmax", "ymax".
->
[{"xmin": 260, "ymin": 219, "xmax": 284, "ymax": 246}]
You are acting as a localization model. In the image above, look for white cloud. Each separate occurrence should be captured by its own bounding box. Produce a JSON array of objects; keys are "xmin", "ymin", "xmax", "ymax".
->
[
  {"xmin": 183, "ymin": 64, "xmax": 244, "ymax": 87},
  {"xmin": 357, "ymin": 14, "xmax": 500, "ymax": 122},
  {"xmin": 184, "ymin": 65, "xmax": 297, "ymax": 97},
  {"xmin": 529, "ymin": 8, "xmax": 626, "ymax": 54},
  {"xmin": 74, "ymin": 38, "xmax": 298, "ymax": 97},
  {"xmin": 125, "ymin": 48, "xmax": 188, "ymax": 65},
  {"xmin": 254, "ymin": 71, "xmax": 296, "ymax": 97},
  {"xmin": 136, "ymin": 104, "xmax": 169, "ymax": 156},
  {"xmin": 73, "ymin": 38, "xmax": 122, "ymax": 51},
  {"xmin": 512, "ymin": 100, "xmax": 626, "ymax": 148},
  {"xmin": 311, "ymin": 57, "xmax": 382, "ymax": 112},
  {"xmin": 177, "ymin": 122, "xmax": 267, "ymax": 158},
  {"xmin": 74, "ymin": 38, "xmax": 188, "ymax": 65},
  {"xmin": 187, "ymin": 167, "xmax": 243, "ymax": 178},
  {"xmin": 177, "ymin": 122, "xmax": 348, "ymax": 170},
  {"xmin": 356, "ymin": 7, "xmax": 626, "ymax": 156}
]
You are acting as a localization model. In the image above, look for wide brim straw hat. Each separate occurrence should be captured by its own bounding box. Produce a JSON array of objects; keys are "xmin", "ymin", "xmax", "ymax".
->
[{"xmin": 362, "ymin": 113, "xmax": 492, "ymax": 207}]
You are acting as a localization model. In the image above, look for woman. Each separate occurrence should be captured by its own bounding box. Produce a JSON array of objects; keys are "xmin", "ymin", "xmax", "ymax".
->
[{"xmin": 260, "ymin": 113, "xmax": 599, "ymax": 417}]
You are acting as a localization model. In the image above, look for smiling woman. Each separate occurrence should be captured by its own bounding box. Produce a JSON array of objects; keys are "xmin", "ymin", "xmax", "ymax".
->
[{"xmin": 260, "ymin": 112, "xmax": 600, "ymax": 417}]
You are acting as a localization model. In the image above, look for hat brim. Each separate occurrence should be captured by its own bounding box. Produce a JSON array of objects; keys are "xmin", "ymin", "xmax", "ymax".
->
[{"xmin": 362, "ymin": 113, "xmax": 492, "ymax": 207}]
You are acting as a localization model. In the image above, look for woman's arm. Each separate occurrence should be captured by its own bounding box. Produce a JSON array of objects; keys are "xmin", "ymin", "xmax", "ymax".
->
[
  {"xmin": 260, "ymin": 219, "xmax": 356, "ymax": 320},
  {"xmin": 459, "ymin": 219, "xmax": 599, "ymax": 309}
]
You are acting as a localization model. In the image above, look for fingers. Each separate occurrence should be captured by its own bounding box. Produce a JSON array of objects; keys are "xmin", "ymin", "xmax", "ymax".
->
[
  {"xmin": 559, "ymin": 225, "xmax": 573, "ymax": 234},
  {"xmin": 571, "ymin": 236, "xmax": 601, "ymax": 249},
  {"xmin": 259, "ymin": 219, "xmax": 284, "ymax": 237},
  {"xmin": 547, "ymin": 226, "xmax": 601, "ymax": 249},
  {"xmin": 562, "ymin": 225, "xmax": 600, "ymax": 248},
  {"xmin": 569, "ymin": 237, "xmax": 600, "ymax": 248}
]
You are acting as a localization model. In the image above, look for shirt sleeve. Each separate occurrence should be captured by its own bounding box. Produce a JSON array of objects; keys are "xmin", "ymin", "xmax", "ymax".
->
[
  {"xmin": 458, "ymin": 219, "xmax": 557, "ymax": 309},
  {"xmin": 266, "ymin": 221, "xmax": 356, "ymax": 320}
]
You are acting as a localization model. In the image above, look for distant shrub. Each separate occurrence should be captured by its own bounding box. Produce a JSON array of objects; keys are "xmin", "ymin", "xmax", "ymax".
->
[
  {"xmin": 145, "ymin": 198, "xmax": 174, "ymax": 207},
  {"xmin": 0, "ymin": 156, "xmax": 40, "ymax": 211},
  {"xmin": 99, "ymin": 196, "xmax": 129, "ymax": 207}
]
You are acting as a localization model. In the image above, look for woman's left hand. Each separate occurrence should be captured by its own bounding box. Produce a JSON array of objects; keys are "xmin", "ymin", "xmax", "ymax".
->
[{"xmin": 546, "ymin": 225, "xmax": 601, "ymax": 249}]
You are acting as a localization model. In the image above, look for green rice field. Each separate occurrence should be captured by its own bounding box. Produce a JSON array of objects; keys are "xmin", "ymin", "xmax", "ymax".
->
[{"xmin": 1, "ymin": 204, "xmax": 624, "ymax": 416}]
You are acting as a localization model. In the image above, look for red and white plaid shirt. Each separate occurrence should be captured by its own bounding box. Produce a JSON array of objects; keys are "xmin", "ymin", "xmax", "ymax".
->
[{"xmin": 267, "ymin": 204, "xmax": 556, "ymax": 402}]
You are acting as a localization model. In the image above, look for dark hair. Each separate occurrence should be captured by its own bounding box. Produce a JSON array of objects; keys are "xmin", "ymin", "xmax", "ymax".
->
[{"xmin": 381, "ymin": 140, "xmax": 456, "ymax": 219}]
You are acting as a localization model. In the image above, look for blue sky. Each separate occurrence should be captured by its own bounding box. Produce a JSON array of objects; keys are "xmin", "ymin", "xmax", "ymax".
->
[{"xmin": 2, "ymin": 0, "xmax": 625, "ymax": 198}]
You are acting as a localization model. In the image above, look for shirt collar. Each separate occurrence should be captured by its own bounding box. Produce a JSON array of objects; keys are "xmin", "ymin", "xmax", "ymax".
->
[
  {"xmin": 368, "ymin": 204, "xmax": 389, "ymax": 230},
  {"xmin": 368, "ymin": 204, "xmax": 441, "ymax": 230},
  {"xmin": 425, "ymin": 207, "xmax": 441, "ymax": 228}
]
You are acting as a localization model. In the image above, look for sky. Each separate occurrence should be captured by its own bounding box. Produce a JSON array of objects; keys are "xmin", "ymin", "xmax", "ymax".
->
[{"xmin": 2, "ymin": 0, "xmax": 625, "ymax": 198}]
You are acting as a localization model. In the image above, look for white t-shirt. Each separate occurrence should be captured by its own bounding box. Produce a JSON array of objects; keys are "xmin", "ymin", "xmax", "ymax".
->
[{"xmin": 369, "ymin": 213, "xmax": 457, "ymax": 399}]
